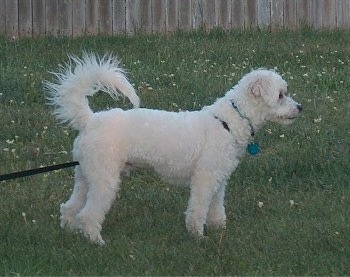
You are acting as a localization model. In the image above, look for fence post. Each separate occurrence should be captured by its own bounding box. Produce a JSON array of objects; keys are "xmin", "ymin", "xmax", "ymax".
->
[
  {"xmin": 258, "ymin": 0, "xmax": 271, "ymax": 29},
  {"xmin": 5, "ymin": 0, "xmax": 18, "ymax": 38},
  {"xmin": 33, "ymin": 0, "xmax": 45, "ymax": 38},
  {"xmin": 73, "ymin": 0, "xmax": 86, "ymax": 37},
  {"xmin": 232, "ymin": 0, "xmax": 244, "ymax": 30},
  {"xmin": 19, "ymin": 0, "xmax": 33, "ymax": 37},
  {"xmin": 114, "ymin": 0, "xmax": 126, "ymax": 35}
]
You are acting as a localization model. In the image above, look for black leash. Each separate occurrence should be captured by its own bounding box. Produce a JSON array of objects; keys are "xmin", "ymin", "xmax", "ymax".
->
[{"xmin": 0, "ymin": 161, "xmax": 79, "ymax": 182}]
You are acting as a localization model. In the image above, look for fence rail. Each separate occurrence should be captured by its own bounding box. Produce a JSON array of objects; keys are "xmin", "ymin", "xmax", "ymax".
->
[{"xmin": 1, "ymin": 0, "xmax": 350, "ymax": 38}]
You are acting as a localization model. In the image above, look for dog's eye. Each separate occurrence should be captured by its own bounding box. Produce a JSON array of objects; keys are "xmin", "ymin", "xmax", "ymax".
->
[{"xmin": 279, "ymin": 92, "xmax": 284, "ymax": 99}]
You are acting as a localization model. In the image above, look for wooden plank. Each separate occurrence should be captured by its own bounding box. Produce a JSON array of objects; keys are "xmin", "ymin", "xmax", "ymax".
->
[
  {"xmin": 271, "ymin": 0, "xmax": 284, "ymax": 30},
  {"xmin": 72, "ymin": 0, "xmax": 85, "ymax": 37},
  {"xmin": 126, "ymin": 0, "xmax": 152, "ymax": 34},
  {"xmin": 296, "ymin": 0, "xmax": 310, "ymax": 27},
  {"xmin": 336, "ymin": 0, "xmax": 350, "ymax": 28},
  {"xmin": 86, "ymin": 0, "xmax": 98, "ymax": 35},
  {"xmin": 192, "ymin": 0, "xmax": 205, "ymax": 30},
  {"xmin": 310, "ymin": 0, "xmax": 323, "ymax": 29},
  {"xmin": 5, "ymin": 0, "xmax": 18, "ymax": 38},
  {"xmin": 232, "ymin": 0, "xmax": 244, "ymax": 29},
  {"xmin": 218, "ymin": 0, "xmax": 232, "ymax": 30},
  {"xmin": 99, "ymin": 0, "xmax": 113, "ymax": 35},
  {"xmin": 178, "ymin": 0, "xmax": 191, "ymax": 31},
  {"xmin": 257, "ymin": 0, "xmax": 270, "ymax": 29},
  {"xmin": 285, "ymin": 0, "xmax": 297, "ymax": 30},
  {"xmin": 113, "ymin": 0, "xmax": 126, "ymax": 34},
  {"xmin": 140, "ymin": 0, "xmax": 152, "ymax": 33},
  {"xmin": 18, "ymin": 0, "xmax": 33, "ymax": 37},
  {"xmin": 58, "ymin": 0, "xmax": 72, "ymax": 37},
  {"xmin": 46, "ymin": 0, "xmax": 59, "ymax": 36},
  {"xmin": 323, "ymin": 0, "xmax": 336, "ymax": 28},
  {"xmin": 0, "ymin": 0, "xmax": 5, "ymax": 35},
  {"xmin": 126, "ymin": 0, "xmax": 139, "ymax": 34},
  {"xmin": 206, "ymin": 0, "xmax": 217, "ymax": 30},
  {"xmin": 166, "ymin": 0, "xmax": 178, "ymax": 32},
  {"xmin": 153, "ymin": 0, "xmax": 166, "ymax": 33},
  {"xmin": 33, "ymin": 0, "xmax": 46, "ymax": 37},
  {"xmin": 245, "ymin": 0, "xmax": 257, "ymax": 29}
]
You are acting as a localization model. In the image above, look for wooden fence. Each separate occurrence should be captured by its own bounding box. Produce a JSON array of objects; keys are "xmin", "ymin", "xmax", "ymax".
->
[{"xmin": 1, "ymin": 0, "xmax": 350, "ymax": 38}]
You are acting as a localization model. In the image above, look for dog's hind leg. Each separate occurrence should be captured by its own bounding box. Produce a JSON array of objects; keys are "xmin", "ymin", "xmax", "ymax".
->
[
  {"xmin": 75, "ymin": 164, "xmax": 121, "ymax": 245},
  {"xmin": 206, "ymin": 183, "xmax": 227, "ymax": 229},
  {"xmin": 60, "ymin": 166, "xmax": 88, "ymax": 231}
]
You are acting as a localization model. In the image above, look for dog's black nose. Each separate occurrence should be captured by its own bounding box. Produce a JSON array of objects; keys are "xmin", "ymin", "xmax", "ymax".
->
[{"xmin": 297, "ymin": 105, "xmax": 303, "ymax": 112}]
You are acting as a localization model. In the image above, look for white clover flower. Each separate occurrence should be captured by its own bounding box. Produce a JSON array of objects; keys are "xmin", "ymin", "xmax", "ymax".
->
[
  {"xmin": 257, "ymin": 202, "xmax": 264, "ymax": 208},
  {"xmin": 325, "ymin": 96, "xmax": 334, "ymax": 102},
  {"xmin": 22, "ymin": 212, "xmax": 27, "ymax": 224},
  {"xmin": 313, "ymin": 116, "xmax": 322, "ymax": 123}
]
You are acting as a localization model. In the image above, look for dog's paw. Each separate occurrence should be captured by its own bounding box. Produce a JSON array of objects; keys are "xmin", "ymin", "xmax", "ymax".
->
[
  {"xmin": 206, "ymin": 218, "xmax": 226, "ymax": 230},
  {"xmin": 87, "ymin": 233, "xmax": 105, "ymax": 246},
  {"xmin": 78, "ymin": 225, "xmax": 106, "ymax": 245},
  {"xmin": 60, "ymin": 206, "xmax": 80, "ymax": 231},
  {"xmin": 185, "ymin": 218, "xmax": 205, "ymax": 238},
  {"xmin": 60, "ymin": 215, "xmax": 78, "ymax": 231},
  {"xmin": 76, "ymin": 213, "xmax": 105, "ymax": 245}
]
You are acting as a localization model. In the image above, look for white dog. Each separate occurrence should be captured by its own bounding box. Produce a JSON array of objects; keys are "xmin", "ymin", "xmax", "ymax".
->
[{"xmin": 45, "ymin": 53, "xmax": 302, "ymax": 245}]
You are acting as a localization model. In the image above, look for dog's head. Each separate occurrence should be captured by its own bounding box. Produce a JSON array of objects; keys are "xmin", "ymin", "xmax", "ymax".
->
[{"xmin": 240, "ymin": 69, "xmax": 302, "ymax": 125}]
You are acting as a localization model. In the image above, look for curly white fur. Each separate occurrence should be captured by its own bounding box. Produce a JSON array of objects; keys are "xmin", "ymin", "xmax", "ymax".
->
[{"xmin": 45, "ymin": 53, "xmax": 302, "ymax": 245}]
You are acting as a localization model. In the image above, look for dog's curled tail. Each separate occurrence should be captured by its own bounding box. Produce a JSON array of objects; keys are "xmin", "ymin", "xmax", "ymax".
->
[{"xmin": 44, "ymin": 52, "xmax": 140, "ymax": 131}]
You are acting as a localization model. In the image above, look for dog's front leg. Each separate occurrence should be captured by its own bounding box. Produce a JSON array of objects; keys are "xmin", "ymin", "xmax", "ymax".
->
[
  {"xmin": 185, "ymin": 172, "xmax": 221, "ymax": 237},
  {"xmin": 206, "ymin": 183, "xmax": 227, "ymax": 229}
]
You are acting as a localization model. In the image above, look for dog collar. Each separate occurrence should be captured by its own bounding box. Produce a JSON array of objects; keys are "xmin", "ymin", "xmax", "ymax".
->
[
  {"xmin": 231, "ymin": 101, "xmax": 255, "ymax": 137},
  {"xmin": 214, "ymin": 112, "xmax": 260, "ymax": 156},
  {"xmin": 215, "ymin": 116, "xmax": 230, "ymax": 132},
  {"xmin": 231, "ymin": 101, "xmax": 260, "ymax": 156}
]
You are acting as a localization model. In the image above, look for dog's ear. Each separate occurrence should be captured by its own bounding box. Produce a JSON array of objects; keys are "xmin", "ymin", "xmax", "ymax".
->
[
  {"xmin": 248, "ymin": 78, "xmax": 265, "ymax": 98},
  {"xmin": 248, "ymin": 77, "xmax": 270, "ymax": 98}
]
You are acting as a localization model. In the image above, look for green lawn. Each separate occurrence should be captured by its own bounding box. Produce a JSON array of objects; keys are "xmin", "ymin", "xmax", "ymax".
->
[{"xmin": 0, "ymin": 29, "xmax": 349, "ymax": 275}]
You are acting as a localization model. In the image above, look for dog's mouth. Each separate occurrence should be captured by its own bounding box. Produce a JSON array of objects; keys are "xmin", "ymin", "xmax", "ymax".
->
[
  {"xmin": 273, "ymin": 115, "xmax": 300, "ymax": 125},
  {"xmin": 281, "ymin": 107, "xmax": 303, "ymax": 121}
]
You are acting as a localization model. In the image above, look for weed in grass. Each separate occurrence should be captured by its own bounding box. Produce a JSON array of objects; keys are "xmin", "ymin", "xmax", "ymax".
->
[{"xmin": 0, "ymin": 29, "xmax": 350, "ymax": 275}]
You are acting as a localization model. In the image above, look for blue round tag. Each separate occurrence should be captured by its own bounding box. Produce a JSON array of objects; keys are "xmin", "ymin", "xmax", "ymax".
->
[{"xmin": 247, "ymin": 142, "xmax": 260, "ymax": 156}]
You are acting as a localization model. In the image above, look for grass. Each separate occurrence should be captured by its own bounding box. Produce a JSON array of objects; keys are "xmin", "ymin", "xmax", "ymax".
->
[{"xmin": 0, "ymin": 28, "xmax": 350, "ymax": 275}]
